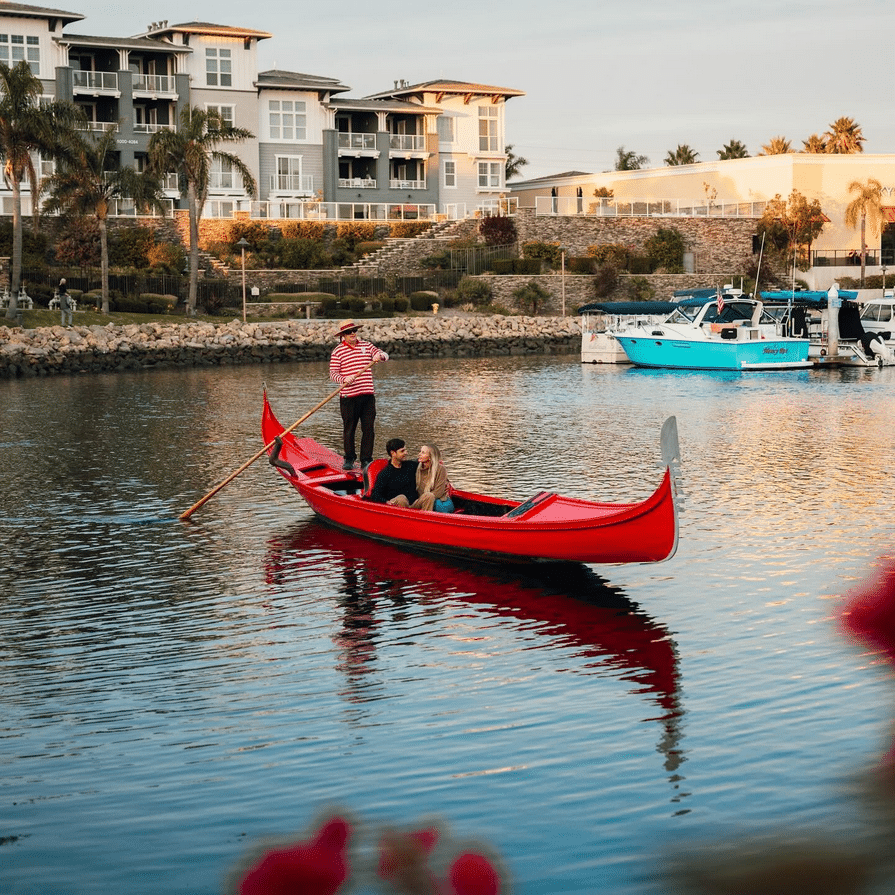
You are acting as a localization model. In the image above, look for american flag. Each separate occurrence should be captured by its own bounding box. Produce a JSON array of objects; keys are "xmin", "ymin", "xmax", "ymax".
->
[{"xmin": 717, "ymin": 289, "xmax": 725, "ymax": 313}]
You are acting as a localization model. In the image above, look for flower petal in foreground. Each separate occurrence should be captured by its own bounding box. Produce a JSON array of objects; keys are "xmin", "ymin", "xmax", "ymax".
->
[
  {"xmin": 839, "ymin": 558, "xmax": 895, "ymax": 664},
  {"xmin": 239, "ymin": 816, "xmax": 351, "ymax": 895}
]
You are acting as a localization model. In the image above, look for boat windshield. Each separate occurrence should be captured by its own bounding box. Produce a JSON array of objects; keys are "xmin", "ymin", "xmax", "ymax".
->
[
  {"xmin": 860, "ymin": 301, "xmax": 895, "ymax": 323},
  {"xmin": 701, "ymin": 301, "xmax": 756, "ymax": 324},
  {"xmin": 664, "ymin": 306, "xmax": 700, "ymax": 324}
]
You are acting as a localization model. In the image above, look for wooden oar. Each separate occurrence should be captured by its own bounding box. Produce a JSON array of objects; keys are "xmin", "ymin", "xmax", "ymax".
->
[{"xmin": 179, "ymin": 359, "xmax": 377, "ymax": 521}]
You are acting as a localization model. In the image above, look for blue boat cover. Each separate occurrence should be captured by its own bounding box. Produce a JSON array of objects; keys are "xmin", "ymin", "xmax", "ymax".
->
[
  {"xmin": 760, "ymin": 290, "xmax": 860, "ymax": 308},
  {"xmin": 577, "ymin": 300, "xmax": 678, "ymax": 315}
]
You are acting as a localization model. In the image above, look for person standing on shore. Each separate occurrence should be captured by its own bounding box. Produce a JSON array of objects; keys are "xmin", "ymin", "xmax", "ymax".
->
[
  {"xmin": 329, "ymin": 321, "xmax": 388, "ymax": 470},
  {"xmin": 58, "ymin": 279, "xmax": 72, "ymax": 327}
]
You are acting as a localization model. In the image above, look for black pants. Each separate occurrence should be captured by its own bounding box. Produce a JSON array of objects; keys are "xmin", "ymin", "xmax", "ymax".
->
[{"xmin": 340, "ymin": 393, "xmax": 376, "ymax": 464}]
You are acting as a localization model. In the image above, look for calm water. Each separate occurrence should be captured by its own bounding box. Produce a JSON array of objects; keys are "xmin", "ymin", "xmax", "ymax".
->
[{"xmin": 3, "ymin": 354, "xmax": 895, "ymax": 894}]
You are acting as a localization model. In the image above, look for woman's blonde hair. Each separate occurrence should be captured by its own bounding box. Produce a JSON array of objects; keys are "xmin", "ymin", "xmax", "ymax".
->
[{"xmin": 418, "ymin": 443, "xmax": 442, "ymax": 494}]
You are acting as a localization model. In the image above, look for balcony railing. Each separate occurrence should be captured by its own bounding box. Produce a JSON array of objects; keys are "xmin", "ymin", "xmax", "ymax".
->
[
  {"xmin": 269, "ymin": 173, "xmax": 314, "ymax": 193},
  {"xmin": 812, "ymin": 250, "xmax": 883, "ymax": 267},
  {"xmin": 108, "ymin": 198, "xmax": 174, "ymax": 218},
  {"xmin": 73, "ymin": 71, "xmax": 119, "ymax": 93},
  {"xmin": 133, "ymin": 122, "xmax": 172, "ymax": 134},
  {"xmin": 208, "ymin": 200, "xmax": 437, "ymax": 221},
  {"xmin": 389, "ymin": 134, "xmax": 426, "ymax": 152},
  {"xmin": 77, "ymin": 121, "xmax": 117, "ymax": 133},
  {"xmin": 535, "ymin": 195, "xmax": 768, "ymax": 218},
  {"xmin": 132, "ymin": 74, "xmax": 176, "ymax": 95},
  {"xmin": 390, "ymin": 179, "xmax": 426, "ymax": 190},
  {"xmin": 339, "ymin": 177, "xmax": 377, "ymax": 189},
  {"xmin": 338, "ymin": 132, "xmax": 377, "ymax": 151}
]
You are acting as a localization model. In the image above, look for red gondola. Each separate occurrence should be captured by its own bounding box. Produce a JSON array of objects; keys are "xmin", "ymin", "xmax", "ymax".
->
[{"xmin": 262, "ymin": 392, "xmax": 681, "ymax": 565}]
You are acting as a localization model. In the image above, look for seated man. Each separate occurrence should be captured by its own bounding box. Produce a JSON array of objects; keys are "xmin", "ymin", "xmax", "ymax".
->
[{"xmin": 367, "ymin": 437, "xmax": 419, "ymax": 506}]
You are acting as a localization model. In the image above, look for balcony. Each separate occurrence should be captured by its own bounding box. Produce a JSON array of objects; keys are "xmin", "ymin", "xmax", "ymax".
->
[
  {"xmin": 269, "ymin": 173, "xmax": 314, "ymax": 194},
  {"xmin": 339, "ymin": 177, "xmax": 377, "ymax": 189},
  {"xmin": 133, "ymin": 122, "xmax": 172, "ymax": 134},
  {"xmin": 337, "ymin": 132, "xmax": 378, "ymax": 156},
  {"xmin": 132, "ymin": 74, "xmax": 177, "ymax": 97},
  {"xmin": 72, "ymin": 71, "xmax": 119, "ymax": 95},
  {"xmin": 389, "ymin": 134, "xmax": 426, "ymax": 152},
  {"xmin": 77, "ymin": 120, "xmax": 117, "ymax": 133},
  {"xmin": 389, "ymin": 179, "xmax": 426, "ymax": 190}
]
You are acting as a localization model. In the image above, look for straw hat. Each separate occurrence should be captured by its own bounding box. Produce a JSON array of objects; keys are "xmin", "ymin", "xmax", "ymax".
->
[{"xmin": 337, "ymin": 320, "xmax": 361, "ymax": 337}]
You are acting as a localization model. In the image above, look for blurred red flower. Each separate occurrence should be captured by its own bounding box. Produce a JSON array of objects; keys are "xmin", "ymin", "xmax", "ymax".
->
[
  {"xmin": 840, "ymin": 558, "xmax": 895, "ymax": 664},
  {"xmin": 239, "ymin": 816, "xmax": 351, "ymax": 895},
  {"xmin": 448, "ymin": 852, "xmax": 501, "ymax": 895}
]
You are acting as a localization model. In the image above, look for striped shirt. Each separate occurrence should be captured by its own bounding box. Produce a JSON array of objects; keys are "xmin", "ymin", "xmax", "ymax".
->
[{"xmin": 329, "ymin": 339, "xmax": 388, "ymax": 397}]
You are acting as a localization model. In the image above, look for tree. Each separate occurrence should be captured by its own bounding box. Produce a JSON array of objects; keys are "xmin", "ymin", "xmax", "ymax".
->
[
  {"xmin": 504, "ymin": 144, "xmax": 528, "ymax": 181},
  {"xmin": 757, "ymin": 190, "xmax": 826, "ymax": 274},
  {"xmin": 43, "ymin": 126, "xmax": 168, "ymax": 313},
  {"xmin": 0, "ymin": 61, "xmax": 83, "ymax": 320},
  {"xmin": 148, "ymin": 105, "xmax": 256, "ymax": 315},
  {"xmin": 615, "ymin": 146, "xmax": 648, "ymax": 171},
  {"xmin": 717, "ymin": 139, "xmax": 749, "ymax": 160},
  {"xmin": 758, "ymin": 136, "xmax": 792, "ymax": 156},
  {"xmin": 644, "ymin": 227, "xmax": 686, "ymax": 272},
  {"xmin": 825, "ymin": 117, "xmax": 864, "ymax": 154},
  {"xmin": 664, "ymin": 145, "xmax": 699, "ymax": 166},
  {"xmin": 802, "ymin": 134, "xmax": 827, "ymax": 153},
  {"xmin": 844, "ymin": 178, "xmax": 883, "ymax": 286}
]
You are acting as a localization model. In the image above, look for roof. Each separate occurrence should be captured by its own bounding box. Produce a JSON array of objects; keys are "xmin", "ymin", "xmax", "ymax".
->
[
  {"xmin": 0, "ymin": 2, "xmax": 82, "ymax": 26},
  {"xmin": 142, "ymin": 21, "xmax": 272, "ymax": 40},
  {"xmin": 365, "ymin": 78, "xmax": 524, "ymax": 102},
  {"xmin": 57, "ymin": 33, "xmax": 189, "ymax": 53},
  {"xmin": 508, "ymin": 171, "xmax": 595, "ymax": 187},
  {"xmin": 256, "ymin": 69, "xmax": 350, "ymax": 95},
  {"xmin": 329, "ymin": 96, "xmax": 442, "ymax": 114}
]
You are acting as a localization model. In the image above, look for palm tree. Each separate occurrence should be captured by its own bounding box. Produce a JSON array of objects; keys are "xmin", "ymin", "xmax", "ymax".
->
[
  {"xmin": 615, "ymin": 146, "xmax": 649, "ymax": 171},
  {"xmin": 148, "ymin": 105, "xmax": 256, "ymax": 315},
  {"xmin": 664, "ymin": 145, "xmax": 699, "ymax": 166},
  {"xmin": 504, "ymin": 144, "xmax": 528, "ymax": 181},
  {"xmin": 802, "ymin": 134, "xmax": 827, "ymax": 153},
  {"xmin": 42, "ymin": 126, "xmax": 168, "ymax": 313},
  {"xmin": 0, "ymin": 61, "xmax": 83, "ymax": 320},
  {"xmin": 844, "ymin": 178, "xmax": 883, "ymax": 285},
  {"xmin": 717, "ymin": 139, "xmax": 749, "ymax": 160},
  {"xmin": 825, "ymin": 117, "xmax": 864, "ymax": 154},
  {"xmin": 758, "ymin": 136, "xmax": 792, "ymax": 156}
]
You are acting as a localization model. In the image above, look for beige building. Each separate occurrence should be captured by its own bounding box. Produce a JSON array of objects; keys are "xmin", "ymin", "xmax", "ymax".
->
[{"xmin": 508, "ymin": 155, "xmax": 895, "ymax": 289}]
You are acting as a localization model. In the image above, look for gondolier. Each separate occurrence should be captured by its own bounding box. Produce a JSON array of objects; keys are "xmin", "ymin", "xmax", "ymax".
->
[{"xmin": 329, "ymin": 321, "xmax": 389, "ymax": 470}]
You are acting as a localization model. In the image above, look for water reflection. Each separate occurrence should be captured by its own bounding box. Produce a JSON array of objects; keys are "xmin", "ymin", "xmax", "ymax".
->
[{"xmin": 264, "ymin": 520, "xmax": 689, "ymax": 808}]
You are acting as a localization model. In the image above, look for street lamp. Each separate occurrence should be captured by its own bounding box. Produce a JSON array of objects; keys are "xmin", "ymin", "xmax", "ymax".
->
[
  {"xmin": 236, "ymin": 237, "xmax": 250, "ymax": 323},
  {"xmin": 883, "ymin": 265, "xmax": 888, "ymax": 292}
]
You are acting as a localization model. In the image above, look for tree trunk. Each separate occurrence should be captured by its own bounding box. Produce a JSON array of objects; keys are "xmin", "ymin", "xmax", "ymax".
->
[
  {"xmin": 99, "ymin": 217, "xmax": 110, "ymax": 314},
  {"xmin": 860, "ymin": 214, "xmax": 867, "ymax": 287},
  {"xmin": 187, "ymin": 181, "xmax": 200, "ymax": 316},
  {"xmin": 4, "ymin": 176, "xmax": 22, "ymax": 319}
]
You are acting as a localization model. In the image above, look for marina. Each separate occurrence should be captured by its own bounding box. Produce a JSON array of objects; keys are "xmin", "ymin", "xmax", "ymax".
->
[{"xmin": 3, "ymin": 355, "xmax": 895, "ymax": 895}]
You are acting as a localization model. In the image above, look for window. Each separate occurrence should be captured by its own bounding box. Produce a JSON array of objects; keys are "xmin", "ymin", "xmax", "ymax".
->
[
  {"xmin": 206, "ymin": 48, "xmax": 231, "ymax": 87},
  {"xmin": 275, "ymin": 155, "xmax": 304, "ymax": 191},
  {"xmin": 478, "ymin": 106, "xmax": 498, "ymax": 152},
  {"xmin": 211, "ymin": 157, "xmax": 234, "ymax": 189},
  {"xmin": 0, "ymin": 34, "xmax": 39, "ymax": 74},
  {"xmin": 477, "ymin": 161, "xmax": 501, "ymax": 189},
  {"xmin": 437, "ymin": 116, "xmax": 454, "ymax": 143},
  {"xmin": 269, "ymin": 100, "xmax": 306, "ymax": 140},
  {"xmin": 443, "ymin": 160, "xmax": 456, "ymax": 188},
  {"xmin": 206, "ymin": 104, "xmax": 234, "ymax": 128}
]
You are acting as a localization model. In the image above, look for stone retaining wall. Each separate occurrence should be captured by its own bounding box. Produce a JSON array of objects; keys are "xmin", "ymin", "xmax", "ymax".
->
[{"xmin": 0, "ymin": 315, "xmax": 581, "ymax": 378}]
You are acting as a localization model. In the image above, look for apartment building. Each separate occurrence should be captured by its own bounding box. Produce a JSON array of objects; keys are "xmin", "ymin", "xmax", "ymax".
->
[{"xmin": 0, "ymin": 3, "xmax": 523, "ymax": 221}]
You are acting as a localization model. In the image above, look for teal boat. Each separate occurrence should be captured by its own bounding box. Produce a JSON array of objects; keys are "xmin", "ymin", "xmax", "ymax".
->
[{"xmin": 614, "ymin": 294, "xmax": 811, "ymax": 371}]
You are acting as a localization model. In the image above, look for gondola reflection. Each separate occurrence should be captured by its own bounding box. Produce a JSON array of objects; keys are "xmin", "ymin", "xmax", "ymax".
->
[{"xmin": 264, "ymin": 520, "xmax": 688, "ymax": 809}]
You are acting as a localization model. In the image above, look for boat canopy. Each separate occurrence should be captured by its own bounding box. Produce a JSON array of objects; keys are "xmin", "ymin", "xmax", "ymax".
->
[
  {"xmin": 760, "ymin": 290, "xmax": 860, "ymax": 308},
  {"xmin": 577, "ymin": 300, "xmax": 678, "ymax": 315},
  {"xmin": 672, "ymin": 287, "xmax": 729, "ymax": 300}
]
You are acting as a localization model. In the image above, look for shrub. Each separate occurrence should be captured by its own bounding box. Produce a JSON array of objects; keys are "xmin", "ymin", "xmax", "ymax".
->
[
  {"xmin": 627, "ymin": 277, "xmax": 655, "ymax": 301},
  {"xmin": 279, "ymin": 221, "xmax": 328, "ymax": 241},
  {"xmin": 512, "ymin": 280, "xmax": 551, "ymax": 315},
  {"xmin": 644, "ymin": 227, "xmax": 685, "ymax": 273},
  {"xmin": 110, "ymin": 226, "xmax": 155, "ymax": 268},
  {"xmin": 356, "ymin": 241, "xmax": 385, "ymax": 257},
  {"xmin": 593, "ymin": 264, "xmax": 618, "ymax": 298},
  {"xmin": 347, "ymin": 296, "xmax": 366, "ymax": 313},
  {"xmin": 410, "ymin": 290, "xmax": 438, "ymax": 311},
  {"xmin": 393, "ymin": 296, "xmax": 409, "ymax": 312},
  {"xmin": 587, "ymin": 243, "xmax": 630, "ymax": 268},
  {"xmin": 377, "ymin": 295, "xmax": 395, "ymax": 312},
  {"xmin": 227, "ymin": 220, "xmax": 271, "ymax": 248},
  {"xmin": 336, "ymin": 222, "xmax": 378, "ymax": 244},
  {"xmin": 421, "ymin": 249, "xmax": 454, "ymax": 270},
  {"xmin": 277, "ymin": 239, "xmax": 332, "ymax": 270},
  {"xmin": 455, "ymin": 277, "xmax": 492, "ymax": 306},
  {"xmin": 139, "ymin": 293, "xmax": 178, "ymax": 314},
  {"xmin": 567, "ymin": 256, "xmax": 596, "ymax": 274},
  {"xmin": 147, "ymin": 241, "xmax": 186, "ymax": 274},
  {"xmin": 521, "ymin": 241, "xmax": 563, "ymax": 268},
  {"xmin": 391, "ymin": 221, "xmax": 433, "ymax": 239},
  {"xmin": 628, "ymin": 255, "xmax": 652, "ymax": 274},
  {"xmin": 478, "ymin": 215, "xmax": 517, "ymax": 246}
]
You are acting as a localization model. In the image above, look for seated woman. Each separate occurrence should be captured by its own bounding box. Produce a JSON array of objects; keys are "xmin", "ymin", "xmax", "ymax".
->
[{"xmin": 411, "ymin": 444, "xmax": 455, "ymax": 513}]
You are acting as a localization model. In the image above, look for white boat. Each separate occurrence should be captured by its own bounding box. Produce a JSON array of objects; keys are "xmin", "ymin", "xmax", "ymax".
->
[
  {"xmin": 614, "ymin": 294, "xmax": 812, "ymax": 371},
  {"xmin": 762, "ymin": 290, "xmax": 895, "ymax": 368},
  {"xmin": 578, "ymin": 301, "xmax": 677, "ymax": 363}
]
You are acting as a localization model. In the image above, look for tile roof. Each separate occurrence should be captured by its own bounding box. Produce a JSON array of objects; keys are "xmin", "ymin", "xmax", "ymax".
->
[
  {"xmin": 365, "ymin": 79, "xmax": 524, "ymax": 101},
  {"xmin": 0, "ymin": 2, "xmax": 82, "ymax": 25},
  {"xmin": 256, "ymin": 69, "xmax": 350, "ymax": 94},
  {"xmin": 142, "ymin": 21, "xmax": 272, "ymax": 40}
]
